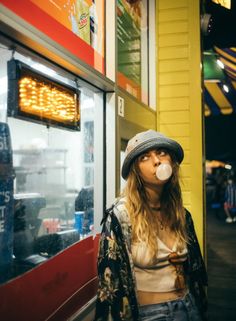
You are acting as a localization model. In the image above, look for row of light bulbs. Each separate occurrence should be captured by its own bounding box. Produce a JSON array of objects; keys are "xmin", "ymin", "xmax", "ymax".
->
[{"xmin": 19, "ymin": 76, "xmax": 79, "ymax": 121}]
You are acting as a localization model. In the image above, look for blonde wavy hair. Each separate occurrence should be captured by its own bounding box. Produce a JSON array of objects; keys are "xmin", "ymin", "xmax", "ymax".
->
[{"xmin": 122, "ymin": 152, "xmax": 188, "ymax": 261}]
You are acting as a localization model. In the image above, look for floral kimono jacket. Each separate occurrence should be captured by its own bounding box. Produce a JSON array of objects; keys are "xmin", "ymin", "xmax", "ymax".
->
[{"xmin": 94, "ymin": 199, "xmax": 208, "ymax": 321}]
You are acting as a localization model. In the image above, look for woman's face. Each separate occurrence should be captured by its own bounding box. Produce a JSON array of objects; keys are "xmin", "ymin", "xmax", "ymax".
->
[{"xmin": 137, "ymin": 149, "xmax": 172, "ymax": 185}]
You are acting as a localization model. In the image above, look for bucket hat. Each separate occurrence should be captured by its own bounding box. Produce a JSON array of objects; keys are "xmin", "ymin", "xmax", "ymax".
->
[{"xmin": 121, "ymin": 129, "xmax": 184, "ymax": 179}]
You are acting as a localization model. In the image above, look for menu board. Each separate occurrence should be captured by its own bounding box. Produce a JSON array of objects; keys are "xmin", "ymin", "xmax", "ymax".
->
[{"xmin": 117, "ymin": 0, "xmax": 148, "ymax": 102}]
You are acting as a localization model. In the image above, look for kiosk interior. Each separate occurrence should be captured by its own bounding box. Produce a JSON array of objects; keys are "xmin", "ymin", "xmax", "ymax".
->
[{"xmin": 0, "ymin": 44, "xmax": 102, "ymax": 284}]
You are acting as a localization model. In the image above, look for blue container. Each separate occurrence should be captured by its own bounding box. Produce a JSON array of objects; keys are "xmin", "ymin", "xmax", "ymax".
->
[
  {"xmin": 74, "ymin": 211, "xmax": 84, "ymax": 234},
  {"xmin": 0, "ymin": 123, "xmax": 14, "ymax": 283},
  {"xmin": 0, "ymin": 177, "xmax": 14, "ymax": 265}
]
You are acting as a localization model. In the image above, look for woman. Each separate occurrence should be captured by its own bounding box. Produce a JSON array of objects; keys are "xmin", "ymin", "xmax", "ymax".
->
[
  {"xmin": 224, "ymin": 175, "xmax": 236, "ymax": 223},
  {"xmin": 94, "ymin": 130, "xmax": 208, "ymax": 321}
]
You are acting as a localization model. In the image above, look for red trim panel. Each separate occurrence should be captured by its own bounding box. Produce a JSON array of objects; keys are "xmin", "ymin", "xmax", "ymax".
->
[
  {"xmin": 47, "ymin": 277, "xmax": 98, "ymax": 321},
  {"xmin": 0, "ymin": 235, "xmax": 100, "ymax": 321}
]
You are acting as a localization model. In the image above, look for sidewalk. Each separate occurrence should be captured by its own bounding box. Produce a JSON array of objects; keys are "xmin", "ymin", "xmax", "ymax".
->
[{"xmin": 207, "ymin": 208, "xmax": 236, "ymax": 321}]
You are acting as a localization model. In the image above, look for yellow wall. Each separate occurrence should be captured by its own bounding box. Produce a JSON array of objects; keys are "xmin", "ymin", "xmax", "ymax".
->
[{"xmin": 156, "ymin": 0, "xmax": 205, "ymax": 252}]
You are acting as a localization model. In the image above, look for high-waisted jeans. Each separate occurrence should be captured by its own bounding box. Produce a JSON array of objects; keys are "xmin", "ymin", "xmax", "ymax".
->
[{"xmin": 139, "ymin": 292, "xmax": 203, "ymax": 321}]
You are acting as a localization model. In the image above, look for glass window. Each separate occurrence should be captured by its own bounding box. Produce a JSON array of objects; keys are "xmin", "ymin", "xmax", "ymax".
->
[
  {"xmin": 0, "ymin": 43, "xmax": 104, "ymax": 284},
  {"xmin": 117, "ymin": 0, "xmax": 150, "ymax": 104}
]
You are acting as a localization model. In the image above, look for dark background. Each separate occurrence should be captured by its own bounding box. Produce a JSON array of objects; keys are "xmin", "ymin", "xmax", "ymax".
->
[
  {"xmin": 205, "ymin": 114, "xmax": 236, "ymax": 163},
  {"xmin": 203, "ymin": 1, "xmax": 236, "ymax": 164}
]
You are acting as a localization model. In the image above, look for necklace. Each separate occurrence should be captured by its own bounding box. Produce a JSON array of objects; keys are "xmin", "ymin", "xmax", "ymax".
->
[
  {"xmin": 150, "ymin": 206, "xmax": 161, "ymax": 211},
  {"xmin": 157, "ymin": 217, "xmax": 164, "ymax": 230}
]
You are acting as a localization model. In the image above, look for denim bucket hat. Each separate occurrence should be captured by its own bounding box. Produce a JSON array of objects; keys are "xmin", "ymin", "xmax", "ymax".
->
[{"xmin": 121, "ymin": 130, "xmax": 184, "ymax": 179}]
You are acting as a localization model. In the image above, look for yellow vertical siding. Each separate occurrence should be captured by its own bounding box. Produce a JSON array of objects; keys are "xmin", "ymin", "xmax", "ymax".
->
[{"xmin": 156, "ymin": 0, "xmax": 204, "ymax": 251}]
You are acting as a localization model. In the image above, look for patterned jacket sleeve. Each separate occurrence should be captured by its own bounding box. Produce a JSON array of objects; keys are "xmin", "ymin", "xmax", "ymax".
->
[
  {"xmin": 185, "ymin": 209, "xmax": 208, "ymax": 321},
  {"xmin": 94, "ymin": 206, "xmax": 138, "ymax": 321}
]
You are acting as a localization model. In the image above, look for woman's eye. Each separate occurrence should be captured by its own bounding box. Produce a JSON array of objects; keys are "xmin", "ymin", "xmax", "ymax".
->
[
  {"xmin": 140, "ymin": 154, "xmax": 149, "ymax": 161},
  {"xmin": 157, "ymin": 150, "xmax": 167, "ymax": 157}
]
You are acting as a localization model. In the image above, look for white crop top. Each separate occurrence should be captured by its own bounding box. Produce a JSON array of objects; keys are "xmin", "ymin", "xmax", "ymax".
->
[{"xmin": 131, "ymin": 238, "xmax": 188, "ymax": 292}]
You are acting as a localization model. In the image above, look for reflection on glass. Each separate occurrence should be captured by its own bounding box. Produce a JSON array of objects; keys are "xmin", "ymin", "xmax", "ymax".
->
[
  {"xmin": 84, "ymin": 121, "xmax": 94, "ymax": 162},
  {"xmin": 0, "ymin": 47, "xmax": 99, "ymax": 284}
]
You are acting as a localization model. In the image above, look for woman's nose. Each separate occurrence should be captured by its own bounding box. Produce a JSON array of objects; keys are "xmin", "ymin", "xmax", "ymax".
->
[{"xmin": 153, "ymin": 154, "xmax": 161, "ymax": 165}]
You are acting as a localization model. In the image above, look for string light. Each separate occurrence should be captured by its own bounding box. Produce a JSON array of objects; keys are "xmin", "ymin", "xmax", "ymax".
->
[
  {"xmin": 217, "ymin": 59, "xmax": 224, "ymax": 69},
  {"xmin": 222, "ymin": 84, "xmax": 229, "ymax": 93}
]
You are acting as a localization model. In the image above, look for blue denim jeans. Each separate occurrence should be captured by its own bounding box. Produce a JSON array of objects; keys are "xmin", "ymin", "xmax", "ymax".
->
[{"xmin": 139, "ymin": 292, "xmax": 203, "ymax": 321}]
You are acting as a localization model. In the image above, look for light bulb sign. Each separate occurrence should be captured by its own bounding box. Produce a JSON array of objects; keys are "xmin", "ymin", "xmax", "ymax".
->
[{"xmin": 7, "ymin": 59, "xmax": 80, "ymax": 131}]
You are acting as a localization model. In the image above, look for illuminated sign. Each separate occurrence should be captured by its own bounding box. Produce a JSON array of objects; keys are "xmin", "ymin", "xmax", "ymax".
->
[
  {"xmin": 211, "ymin": 0, "xmax": 231, "ymax": 9},
  {"xmin": 7, "ymin": 59, "xmax": 80, "ymax": 131}
]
